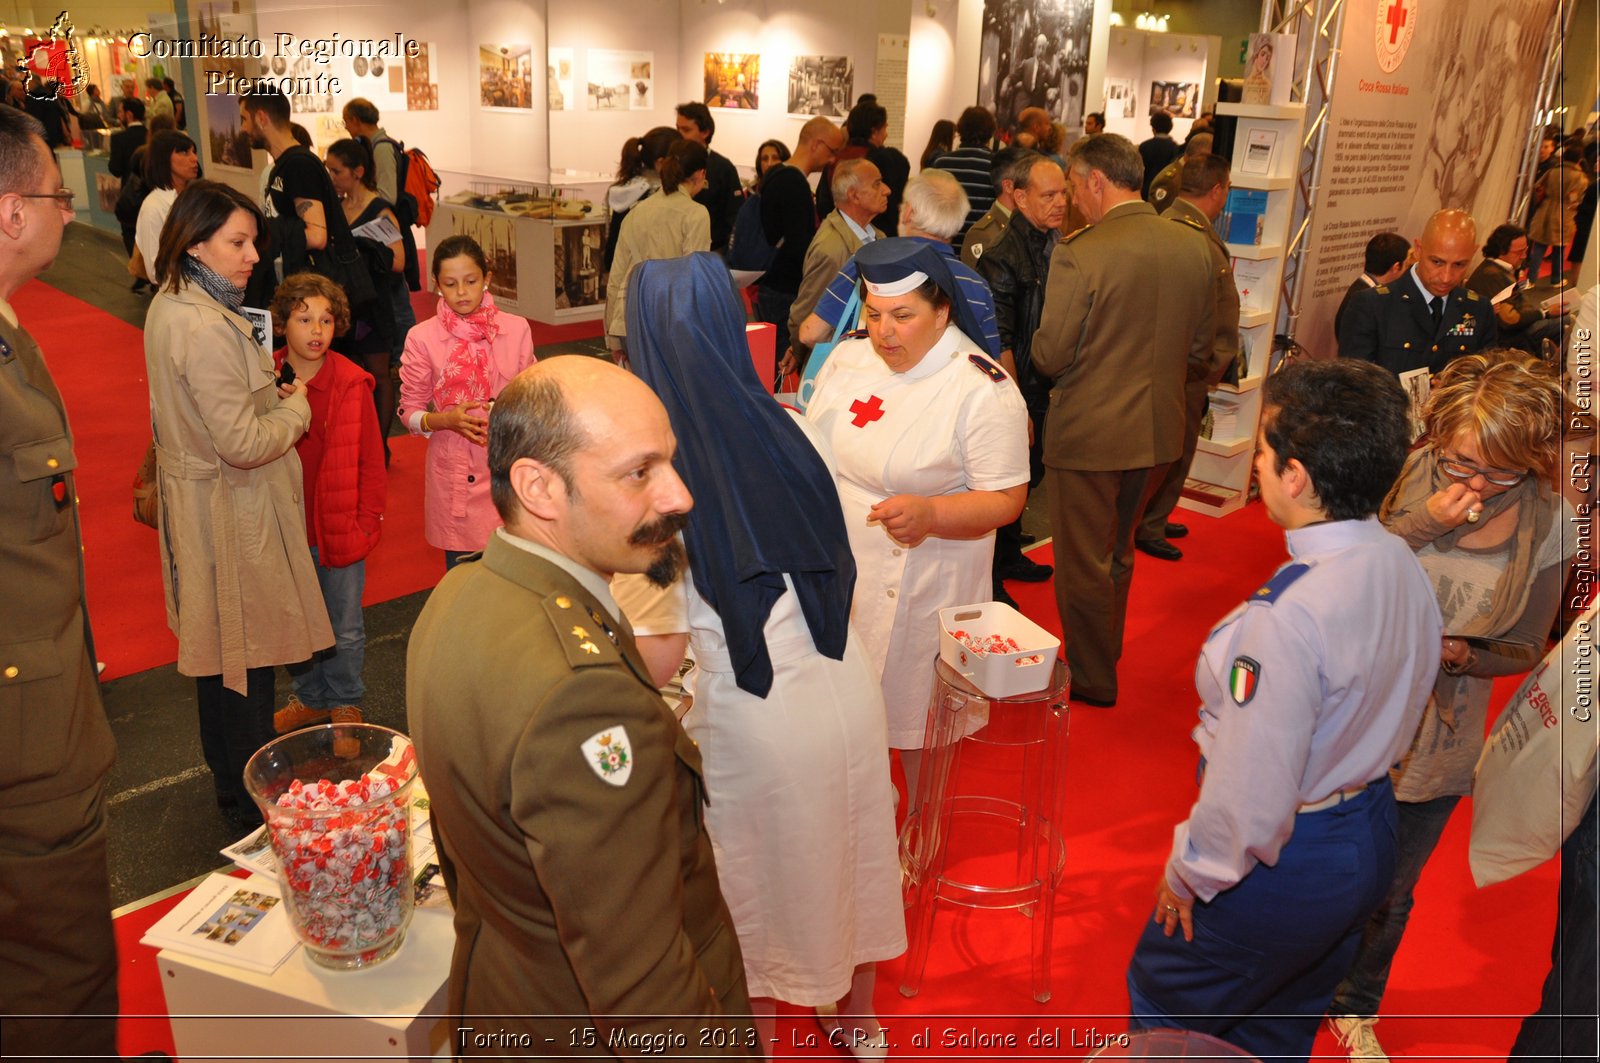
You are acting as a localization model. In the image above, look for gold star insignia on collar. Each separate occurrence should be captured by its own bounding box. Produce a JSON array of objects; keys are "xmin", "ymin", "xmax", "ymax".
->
[
  {"xmin": 572, "ymin": 626, "xmax": 590, "ymax": 640},
  {"xmin": 579, "ymin": 641, "xmax": 600, "ymax": 655}
]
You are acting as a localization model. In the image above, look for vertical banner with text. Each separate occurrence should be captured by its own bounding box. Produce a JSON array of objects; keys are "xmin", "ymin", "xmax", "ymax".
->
[{"xmin": 1297, "ymin": 0, "xmax": 1558, "ymax": 355}]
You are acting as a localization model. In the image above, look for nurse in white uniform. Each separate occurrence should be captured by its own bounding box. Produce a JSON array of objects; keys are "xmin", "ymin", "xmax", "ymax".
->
[{"xmin": 805, "ymin": 239, "xmax": 1030, "ymax": 796}]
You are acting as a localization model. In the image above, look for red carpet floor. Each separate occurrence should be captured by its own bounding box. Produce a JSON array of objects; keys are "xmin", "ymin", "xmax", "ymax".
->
[
  {"xmin": 105, "ymin": 504, "xmax": 1558, "ymax": 1059},
  {"xmin": 44, "ymin": 263, "xmax": 1556, "ymax": 1060}
]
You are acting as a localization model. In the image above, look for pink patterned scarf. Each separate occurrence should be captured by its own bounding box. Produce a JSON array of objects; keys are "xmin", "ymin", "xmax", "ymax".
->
[{"xmin": 435, "ymin": 291, "xmax": 501, "ymax": 410}]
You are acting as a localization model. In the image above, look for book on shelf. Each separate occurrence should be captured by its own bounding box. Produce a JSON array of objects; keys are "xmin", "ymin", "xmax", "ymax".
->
[
  {"xmin": 1223, "ymin": 188, "xmax": 1267, "ymax": 245},
  {"xmin": 1231, "ymin": 257, "xmax": 1277, "ymax": 313},
  {"xmin": 1208, "ymin": 393, "xmax": 1242, "ymax": 441},
  {"xmin": 1239, "ymin": 128, "xmax": 1278, "ymax": 177},
  {"xmin": 1242, "ymin": 32, "xmax": 1296, "ymax": 106},
  {"xmin": 1182, "ymin": 478, "xmax": 1242, "ymax": 507},
  {"xmin": 140, "ymin": 872, "xmax": 300, "ymax": 974}
]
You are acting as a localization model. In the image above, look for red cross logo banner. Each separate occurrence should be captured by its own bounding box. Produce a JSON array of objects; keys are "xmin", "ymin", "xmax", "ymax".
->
[
  {"xmin": 849, "ymin": 395, "xmax": 886, "ymax": 427},
  {"xmin": 1374, "ymin": 0, "xmax": 1417, "ymax": 75}
]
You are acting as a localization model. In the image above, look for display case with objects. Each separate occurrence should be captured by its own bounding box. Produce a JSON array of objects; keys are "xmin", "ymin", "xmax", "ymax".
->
[{"xmin": 427, "ymin": 181, "xmax": 607, "ymax": 322}]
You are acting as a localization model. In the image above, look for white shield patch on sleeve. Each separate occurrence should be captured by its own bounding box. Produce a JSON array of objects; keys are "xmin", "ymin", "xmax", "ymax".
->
[{"xmin": 581, "ymin": 727, "xmax": 633, "ymax": 787}]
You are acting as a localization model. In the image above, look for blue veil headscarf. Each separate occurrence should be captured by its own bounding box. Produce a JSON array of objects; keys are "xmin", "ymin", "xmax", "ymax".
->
[
  {"xmin": 625, "ymin": 253, "xmax": 856, "ymax": 697},
  {"xmin": 853, "ymin": 237, "xmax": 991, "ymax": 354}
]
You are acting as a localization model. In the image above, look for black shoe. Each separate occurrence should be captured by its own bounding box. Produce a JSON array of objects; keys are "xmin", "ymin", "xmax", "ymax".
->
[
  {"xmin": 130, "ymin": 278, "xmax": 149, "ymax": 292},
  {"xmin": 1019, "ymin": 531, "xmax": 1037, "ymax": 545},
  {"xmin": 1136, "ymin": 538, "xmax": 1183, "ymax": 561},
  {"xmin": 1165, "ymin": 522, "xmax": 1188, "ymax": 539},
  {"xmin": 1069, "ymin": 689, "xmax": 1117, "ymax": 708},
  {"xmin": 997, "ymin": 558, "xmax": 1053, "ymax": 583},
  {"xmin": 992, "ymin": 583, "xmax": 1020, "ymax": 609}
]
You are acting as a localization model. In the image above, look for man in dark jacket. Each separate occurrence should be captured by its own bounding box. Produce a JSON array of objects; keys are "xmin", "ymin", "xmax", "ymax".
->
[
  {"xmin": 975, "ymin": 151, "xmax": 1067, "ymax": 601},
  {"xmin": 675, "ymin": 102, "xmax": 742, "ymax": 254}
]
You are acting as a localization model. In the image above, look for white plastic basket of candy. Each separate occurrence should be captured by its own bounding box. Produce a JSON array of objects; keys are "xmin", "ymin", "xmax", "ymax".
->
[{"xmin": 938, "ymin": 601, "xmax": 1060, "ymax": 699}]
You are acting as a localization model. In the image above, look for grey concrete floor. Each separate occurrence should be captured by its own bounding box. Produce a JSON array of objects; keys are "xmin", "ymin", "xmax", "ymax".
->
[{"xmin": 53, "ymin": 219, "xmax": 1053, "ymax": 910}]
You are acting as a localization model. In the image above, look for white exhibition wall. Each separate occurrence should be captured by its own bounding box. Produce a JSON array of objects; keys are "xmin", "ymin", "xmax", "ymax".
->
[{"xmin": 1101, "ymin": 30, "xmax": 1218, "ymax": 144}]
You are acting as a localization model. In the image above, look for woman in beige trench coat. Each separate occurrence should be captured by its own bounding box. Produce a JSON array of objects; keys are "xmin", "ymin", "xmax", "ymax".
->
[
  {"xmin": 1528, "ymin": 143, "xmax": 1589, "ymax": 285},
  {"xmin": 143, "ymin": 181, "xmax": 332, "ymax": 828}
]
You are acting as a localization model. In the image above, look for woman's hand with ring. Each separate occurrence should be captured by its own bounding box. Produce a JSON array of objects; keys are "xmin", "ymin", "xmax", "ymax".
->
[
  {"xmin": 1425, "ymin": 482, "xmax": 1484, "ymax": 528},
  {"xmin": 1154, "ymin": 880, "xmax": 1194, "ymax": 942}
]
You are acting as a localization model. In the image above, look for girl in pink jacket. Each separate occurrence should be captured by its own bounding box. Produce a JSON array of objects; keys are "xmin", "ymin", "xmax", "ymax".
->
[{"xmin": 399, "ymin": 235, "xmax": 536, "ymax": 566}]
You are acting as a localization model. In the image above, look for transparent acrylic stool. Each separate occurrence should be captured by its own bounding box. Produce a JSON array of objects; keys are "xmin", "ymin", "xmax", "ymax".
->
[{"xmin": 898, "ymin": 656, "xmax": 1070, "ymax": 1003}]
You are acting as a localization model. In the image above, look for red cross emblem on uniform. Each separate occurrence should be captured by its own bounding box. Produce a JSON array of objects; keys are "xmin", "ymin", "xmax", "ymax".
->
[{"xmin": 849, "ymin": 395, "xmax": 886, "ymax": 427}]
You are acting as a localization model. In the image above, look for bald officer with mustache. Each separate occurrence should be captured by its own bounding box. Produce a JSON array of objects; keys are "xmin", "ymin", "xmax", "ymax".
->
[{"xmin": 408, "ymin": 358, "xmax": 756, "ymax": 1057}]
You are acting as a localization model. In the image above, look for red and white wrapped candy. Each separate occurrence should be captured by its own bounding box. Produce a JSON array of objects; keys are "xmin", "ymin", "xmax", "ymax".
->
[
  {"xmin": 949, "ymin": 629, "xmax": 1024, "ymax": 656},
  {"xmin": 266, "ymin": 763, "xmax": 414, "ymax": 959}
]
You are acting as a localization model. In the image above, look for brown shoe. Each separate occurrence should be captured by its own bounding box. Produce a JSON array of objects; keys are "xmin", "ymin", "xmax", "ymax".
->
[
  {"xmin": 330, "ymin": 705, "xmax": 364, "ymax": 759},
  {"xmin": 274, "ymin": 694, "xmax": 332, "ymax": 734}
]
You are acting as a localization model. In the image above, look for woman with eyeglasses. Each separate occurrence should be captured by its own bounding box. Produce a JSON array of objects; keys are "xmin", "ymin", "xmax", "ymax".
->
[{"xmin": 1326, "ymin": 351, "xmax": 1575, "ymax": 1058}]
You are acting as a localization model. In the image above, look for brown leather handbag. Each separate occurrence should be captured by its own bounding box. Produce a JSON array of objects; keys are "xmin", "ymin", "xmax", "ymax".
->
[{"xmin": 132, "ymin": 441, "xmax": 158, "ymax": 528}]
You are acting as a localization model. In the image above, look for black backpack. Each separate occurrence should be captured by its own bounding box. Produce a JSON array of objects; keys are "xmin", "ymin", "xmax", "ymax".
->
[
  {"xmin": 114, "ymin": 168, "xmax": 148, "ymax": 228},
  {"xmin": 728, "ymin": 191, "xmax": 779, "ymax": 273}
]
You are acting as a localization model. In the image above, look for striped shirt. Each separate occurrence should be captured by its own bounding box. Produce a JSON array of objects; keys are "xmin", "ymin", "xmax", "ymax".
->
[
  {"xmin": 811, "ymin": 237, "xmax": 1001, "ymax": 360},
  {"xmin": 928, "ymin": 145, "xmax": 995, "ymax": 242}
]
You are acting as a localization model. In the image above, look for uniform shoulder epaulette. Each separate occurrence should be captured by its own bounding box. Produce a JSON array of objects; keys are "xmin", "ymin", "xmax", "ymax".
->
[
  {"xmin": 1058, "ymin": 224, "xmax": 1089, "ymax": 245},
  {"xmin": 1171, "ymin": 214, "xmax": 1208, "ymax": 233},
  {"xmin": 1465, "ymin": 288, "xmax": 1483, "ymax": 302},
  {"xmin": 1248, "ymin": 562, "xmax": 1310, "ymax": 606},
  {"xmin": 1372, "ymin": 284, "xmax": 1390, "ymax": 295},
  {"xmin": 542, "ymin": 592, "xmax": 622, "ymax": 668},
  {"xmin": 968, "ymin": 353, "xmax": 1008, "ymax": 382}
]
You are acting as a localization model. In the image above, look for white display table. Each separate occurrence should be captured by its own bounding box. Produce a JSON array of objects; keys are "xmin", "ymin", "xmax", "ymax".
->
[{"xmin": 160, "ymin": 897, "xmax": 454, "ymax": 1062}]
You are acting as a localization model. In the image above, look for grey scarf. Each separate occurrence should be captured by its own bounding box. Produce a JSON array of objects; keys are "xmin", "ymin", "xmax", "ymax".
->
[{"xmin": 180, "ymin": 254, "xmax": 246, "ymax": 312}]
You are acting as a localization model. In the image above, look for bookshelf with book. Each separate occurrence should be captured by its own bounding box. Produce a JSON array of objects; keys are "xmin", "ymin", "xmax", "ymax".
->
[{"xmin": 1179, "ymin": 95, "xmax": 1307, "ymax": 518}]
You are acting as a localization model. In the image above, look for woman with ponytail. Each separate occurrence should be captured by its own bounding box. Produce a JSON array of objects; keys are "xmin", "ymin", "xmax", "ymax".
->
[
  {"xmin": 604, "ymin": 137, "xmax": 710, "ymax": 361},
  {"xmin": 603, "ymin": 125, "xmax": 680, "ymax": 272}
]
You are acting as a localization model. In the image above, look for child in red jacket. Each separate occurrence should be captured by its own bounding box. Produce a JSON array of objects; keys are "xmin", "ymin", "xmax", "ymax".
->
[{"xmin": 269, "ymin": 273, "xmax": 388, "ymax": 733}]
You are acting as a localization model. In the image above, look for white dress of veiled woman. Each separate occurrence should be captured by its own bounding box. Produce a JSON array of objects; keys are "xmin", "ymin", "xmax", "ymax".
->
[{"xmin": 611, "ymin": 412, "xmax": 905, "ymax": 1005}]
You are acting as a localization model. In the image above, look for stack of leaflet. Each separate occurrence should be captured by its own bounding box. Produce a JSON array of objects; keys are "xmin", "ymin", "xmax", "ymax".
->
[
  {"xmin": 1208, "ymin": 394, "xmax": 1242, "ymax": 442},
  {"xmin": 140, "ymin": 873, "xmax": 300, "ymax": 974}
]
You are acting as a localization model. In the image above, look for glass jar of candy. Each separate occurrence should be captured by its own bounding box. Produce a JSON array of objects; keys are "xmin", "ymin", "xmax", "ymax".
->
[{"xmin": 243, "ymin": 723, "xmax": 419, "ymax": 969}]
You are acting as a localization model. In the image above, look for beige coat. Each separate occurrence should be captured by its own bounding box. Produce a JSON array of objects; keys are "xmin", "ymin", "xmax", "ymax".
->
[
  {"xmin": 1529, "ymin": 162, "xmax": 1588, "ymax": 247},
  {"xmin": 144, "ymin": 283, "xmax": 332, "ymax": 692},
  {"xmin": 605, "ymin": 188, "xmax": 711, "ymax": 339}
]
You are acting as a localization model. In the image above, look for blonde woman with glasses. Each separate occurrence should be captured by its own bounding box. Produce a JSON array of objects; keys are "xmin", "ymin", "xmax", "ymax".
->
[{"xmin": 1327, "ymin": 350, "xmax": 1575, "ymax": 1061}]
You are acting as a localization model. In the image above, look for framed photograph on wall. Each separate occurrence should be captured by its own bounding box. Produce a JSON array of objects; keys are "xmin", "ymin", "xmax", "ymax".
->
[
  {"xmin": 480, "ymin": 43, "xmax": 534, "ymax": 110},
  {"xmin": 787, "ymin": 55, "xmax": 852, "ymax": 118},
  {"xmin": 548, "ymin": 47, "xmax": 574, "ymax": 112},
  {"xmin": 704, "ymin": 52, "xmax": 759, "ymax": 110},
  {"xmin": 406, "ymin": 42, "xmax": 438, "ymax": 111},
  {"xmin": 1150, "ymin": 80, "xmax": 1199, "ymax": 119},
  {"xmin": 589, "ymin": 50, "xmax": 653, "ymax": 111},
  {"xmin": 204, "ymin": 92, "xmax": 254, "ymax": 171}
]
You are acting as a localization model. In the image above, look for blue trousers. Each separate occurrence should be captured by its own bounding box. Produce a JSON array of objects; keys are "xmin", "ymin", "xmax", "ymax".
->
[
  {"xmin": 1127, "ymin": 780, "xmax": 1398, "ymax": 1063},
  {"xmin": 291, "ymin": 548, "xmax": 367, "ymax": 709},
  {"xmin": 1510, "ymin": 791, "xmax": 1600, "ymax": 1060}
]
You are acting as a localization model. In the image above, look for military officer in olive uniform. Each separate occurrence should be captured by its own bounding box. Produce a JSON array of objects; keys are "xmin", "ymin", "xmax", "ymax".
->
[
  {"xmin": 0, "ymin": 111, "xmax": 120, "ymax": 1059},
  {"xmin": 408, "ymin": 357, "xmax": 756, "ymax": 1057},
  {"xmin": 1137, "ymin": 154, "xmax": 1242, "ymax": 562},
  {"xmin": 1032, "ymin": 133, "xmax": 1217, "ymax": 707},
  {"xmin": 1338, "ymin": 208, "xmax": 1498, "ymax": 376}
]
